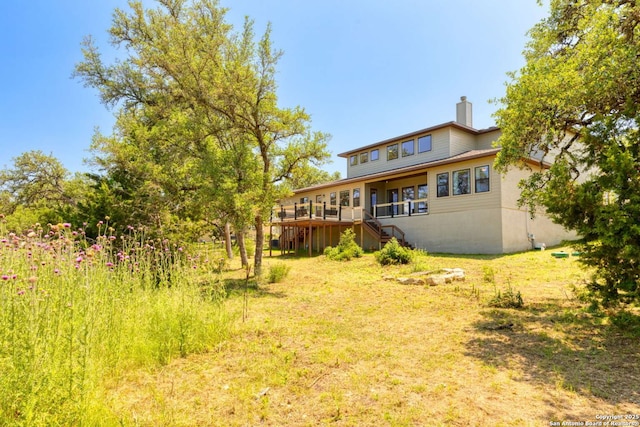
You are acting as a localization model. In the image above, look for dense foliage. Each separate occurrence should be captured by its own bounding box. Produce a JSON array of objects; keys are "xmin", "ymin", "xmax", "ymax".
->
[
  {"xmin": 324, "ymin": 228, "xmax": 364, "ymax": 261},
  {"xmin": 74, "ymin": 0, "xmax": 330, "ymax": 273},
  {"xmin": 494, "ymin": 0, "xmax": 640, "ymax": 305},
  {"xmin": 374, "ymin": 237, "xmax": 413, "ymax": 265}
]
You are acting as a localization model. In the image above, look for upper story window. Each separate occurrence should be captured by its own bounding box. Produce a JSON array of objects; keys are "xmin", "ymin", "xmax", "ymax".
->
[
  {"xmin": 387, "ymin": 144, "xmax": 399, "ymax": 161},
  {"xmin": 350, "ymin": 155, "xmax": 358, "ymax": 166},
  {"xmin": 371, "ymin": 149, "xmax": 379, "ymax": 161},
  {"xmin": 300, "ymin": 196, "xmax": 309, "ymax": 204},
  {"xmin": 360, "ymin": 152, "xmax": 368, "ymax": 164},
  {"xmin": 418, "ymin": 135, "xmax": 432, "ymax": 153},
  {"xmin": 402, "ymin": 140, "xmax": 414, "ymax": 157},
  {"xmin": 330, "ymin": 192, "xmax": 337, "ymax": 206}
]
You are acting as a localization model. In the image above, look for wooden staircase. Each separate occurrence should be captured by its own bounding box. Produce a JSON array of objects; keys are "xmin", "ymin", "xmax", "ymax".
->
[{"xmin": 361, "ymin": 211, "xmax": 412, "ymax": 249}]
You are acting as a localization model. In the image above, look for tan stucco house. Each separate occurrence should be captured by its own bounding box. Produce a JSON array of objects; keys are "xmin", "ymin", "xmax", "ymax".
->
[{"xmin": 271, "ymin": 97, "xmax": 576, "ymax": 255}]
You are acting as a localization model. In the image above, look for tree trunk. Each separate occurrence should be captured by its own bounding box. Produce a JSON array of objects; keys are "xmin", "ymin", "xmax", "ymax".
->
[
  {"xmin": 224, "ymin": 222, "xmax": 233, "ymax": 260},
  {"xmin": 236, "ymin": 230, "xmax": 249, "ymax": 267},
  {"xmin": 254, "ymin": 214, "xmax": 264, "ymax": 275}
]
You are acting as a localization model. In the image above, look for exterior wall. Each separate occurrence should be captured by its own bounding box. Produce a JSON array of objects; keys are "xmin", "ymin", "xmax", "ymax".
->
[
  {"xmin": 449, "ymin": 128, "xmax": 478, "ymax": 156},
  {"xmin": 346, "ymin": 128, "xmax": 452, "ymax": 179},
  {"xmin": 380, "ymin": 208, "xmax": 504, "ymax": 254},
  {"xmin": 475, "ymin": 129, "xmax": 501, "ymax": 150},
  {"xmin": 427, "ymin": 157, "xmax": 501, "ymax": 215},
  {"xmin": 373, "ymin": 155, "xmax": 504, "ymax": 253},
  {"xmin": 499, "ymin": 167, "xmax": 578, "ymax": 252}
]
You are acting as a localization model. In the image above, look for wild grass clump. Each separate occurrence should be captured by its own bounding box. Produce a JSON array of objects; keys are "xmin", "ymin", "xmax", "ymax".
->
[
  {"xmin": 409, "ymin": 248, "xmax": 430, "ymax": 272},
  {"xmin": 324, "ymin": 229, "xmax": 364, "ymax": 261},
  {"xmin": 0, "ymin": 219, "xmax": 231, "ymax": 426},
  {"xmin": 375, "ymin": 238, "xmax": 413, "ymax": 265},
  {"xmin": 482, "ymin": 265, "xmax": 496, "ymax": 283},
  {"xmin": 267, "ymin": 262, "xmax": 291, "ymax": 283},
  {"xmin": 488, "ymin": 285, "xmax": 524, "ymax": 309}
]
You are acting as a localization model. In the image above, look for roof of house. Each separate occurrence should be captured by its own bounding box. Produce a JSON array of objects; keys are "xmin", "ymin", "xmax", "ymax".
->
[
  {"xmin": 337, "ymin": 121, "xmax": 500, "ymax": 158},
  {"xmin": 293, "ymin": 148, "xmax": 502, "ymax": 194}
]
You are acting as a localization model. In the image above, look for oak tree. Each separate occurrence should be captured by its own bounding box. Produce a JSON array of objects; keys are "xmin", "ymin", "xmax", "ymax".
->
[
  {"xmin": 494, "ymin": 0, "xmax": 640, "ymax": 305},
  {"xmin": 75, "ymin": 0, "xmax": 330, "ymax": 273}
]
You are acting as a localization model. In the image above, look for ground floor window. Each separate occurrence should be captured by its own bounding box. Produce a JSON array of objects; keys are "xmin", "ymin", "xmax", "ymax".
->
[
  {"xmin": 402, "ymin": 186, "xmax": 414, "ymax": 201},
  {"xmin": 417, "ymin": 184, "xmax": 428, "ymax": 213},
  {"xmin": 330, "ymin": 192, "xmax": 336, "ymax": 206},
  {"xmin": 340, "ymin": 190, "xmax": 350, "ymax": 206},
  {"xmin": 437, "ymin": 173, "xmax": 449, "ymax": 197},
  {"xmin": 452, "ymin": 169, "xmax": 471, "ymax": 195},
  {"xmin": 475, "ymin": 165, "xmax": 490, "ymax": 193},
  {"xmin": 353, "ymin": 188, "xmax": 361, "ymax": 207}
]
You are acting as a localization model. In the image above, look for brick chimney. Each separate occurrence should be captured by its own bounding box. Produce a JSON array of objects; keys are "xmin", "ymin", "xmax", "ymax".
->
[{"xmin": 456, "ymin": 96, "xmax": 472, "ymax": 127}]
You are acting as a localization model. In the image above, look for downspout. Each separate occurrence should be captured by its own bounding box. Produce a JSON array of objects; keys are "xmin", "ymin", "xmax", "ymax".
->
[
  {"xmin": 525, "ymin": 206, "xmax": 545, "ymax": 250},
  {"xmin": 525, "ymin": 206, "xmax": 532, "ymax": 249}
]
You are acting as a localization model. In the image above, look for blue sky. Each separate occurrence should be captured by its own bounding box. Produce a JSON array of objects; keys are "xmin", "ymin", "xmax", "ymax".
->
[{"xmin": 0, "ymin": 1, "xmax": 547, "ymax": 178}]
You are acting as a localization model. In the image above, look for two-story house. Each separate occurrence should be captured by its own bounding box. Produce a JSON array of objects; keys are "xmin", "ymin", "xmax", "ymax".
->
[{"xmin": 271, "ymin": 97, "xmax": 576, "ymax": 255}]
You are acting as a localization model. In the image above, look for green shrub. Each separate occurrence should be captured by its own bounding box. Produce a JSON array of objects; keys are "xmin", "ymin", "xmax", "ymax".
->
[
  {"xmin": 267, "ymin": 262, "xmax": 291, "ymax": 283},
  {"xmin": 324, "ymin": 229, "xmax": 364, "ymax": 261},
  {"xmin": 375, "ymin": 238, "xmax": 413, "ymax": 265}
]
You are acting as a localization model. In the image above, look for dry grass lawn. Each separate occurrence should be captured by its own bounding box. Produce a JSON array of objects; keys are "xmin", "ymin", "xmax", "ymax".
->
[{"xmin": 106, "ymin": 247, "xmax": 640, "ymax": 426}]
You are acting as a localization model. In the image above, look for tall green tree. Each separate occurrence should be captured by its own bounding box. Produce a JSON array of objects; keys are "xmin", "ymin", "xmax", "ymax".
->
[
  {"xmin": 0, "ymin": 150, "xmax": 73, "ymax": 209},
  {"xmin": 75, "ymin": 0, "xmax": 330, "ymax": 273},
  {"xmin": 494, "ymin": 0, "xmax": 640, "ymax": 305},
  {"xmin": 0, "ymin": 151, "xmax": 91, "ymax": 230}
]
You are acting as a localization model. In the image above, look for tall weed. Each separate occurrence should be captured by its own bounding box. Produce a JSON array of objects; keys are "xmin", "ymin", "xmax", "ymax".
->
[{"xmin": 0, "ymin": 220, "xmax": 231, "ymax": 426}]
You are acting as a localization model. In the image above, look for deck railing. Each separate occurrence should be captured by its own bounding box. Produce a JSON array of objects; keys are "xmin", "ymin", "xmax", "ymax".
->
[
  {"xmin": 272, "ymin": 198, "xmax": 427, "ymax": 222},
  {"xmin": 362, "ymin": 211, "xmax": 407, "ymax": 245},
  {"xmin": 273, "ymin": 202, "xmax": 364, "ymax": 222}
]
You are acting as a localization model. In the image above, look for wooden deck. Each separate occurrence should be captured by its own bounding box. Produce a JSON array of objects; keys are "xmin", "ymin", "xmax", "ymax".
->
[{"xmin": 268, "ymin": 216, "xmax": 358, "ymax": 257}]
